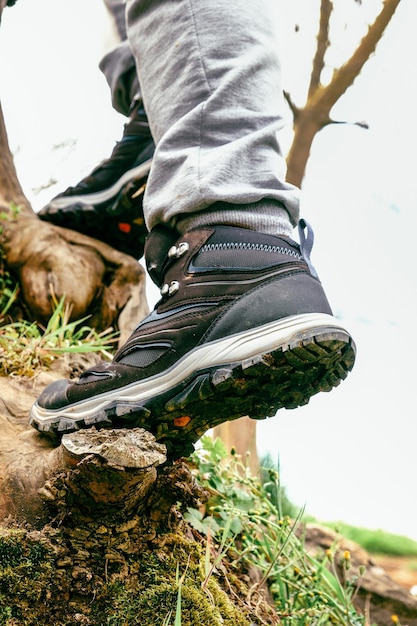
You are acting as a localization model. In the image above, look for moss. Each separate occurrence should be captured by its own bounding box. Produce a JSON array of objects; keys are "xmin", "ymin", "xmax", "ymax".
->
[
  {"xmin": 0, "ymin": 530, "xmax": 59, "ymax": 626},
  {"xmin": 0, "ymin": 535, "xmax": 23, "ymax": 567},
  {"xmin": 95, "ymin": 580, "xmax": 250, "ymax": 626},
  {"xmin": 91, "ymin": 533, "xmax": 253, "ymax": 625},
  {"xmin": 0, "ymin": 527, "xmax": 272, "ymax": 626}
]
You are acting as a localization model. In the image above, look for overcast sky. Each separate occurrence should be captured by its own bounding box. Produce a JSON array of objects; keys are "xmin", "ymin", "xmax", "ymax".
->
[{"xmin": 1, "ymin": 0, "xmax": 417, "ymax": 540}]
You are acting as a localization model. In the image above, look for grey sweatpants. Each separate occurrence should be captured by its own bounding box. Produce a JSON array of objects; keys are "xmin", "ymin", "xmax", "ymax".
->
[{"xmin": 101, "ymin": 0, "xmax": 300, "ymax": 232}]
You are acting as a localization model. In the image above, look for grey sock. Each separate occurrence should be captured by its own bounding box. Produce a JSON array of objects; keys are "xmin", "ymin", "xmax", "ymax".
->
[{"xmin": 174, "ymin": 200, "xmax": 294, "ymax": 238}]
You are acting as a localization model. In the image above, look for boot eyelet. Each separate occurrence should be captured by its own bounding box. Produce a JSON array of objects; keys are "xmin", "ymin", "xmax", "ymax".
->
[
  {"xmin": 168, "ymin": 242, "xmax": 189, "ymax": 259},
  {"xmin": 177, "ymin": 242, "xmax": 189, "ymax": 257},
  {"xmin": 160, "ymin": 281, "xmax": 180, "ymax": 297},
  {"xmin": 168, "ymin": 280, "xmax": 180, "ymax": 295}
]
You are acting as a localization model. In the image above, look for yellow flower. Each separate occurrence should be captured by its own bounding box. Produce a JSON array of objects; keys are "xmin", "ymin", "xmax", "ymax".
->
[{"xmin": 342, "ymin": 550, "xmax": 351, "ymax": 570}]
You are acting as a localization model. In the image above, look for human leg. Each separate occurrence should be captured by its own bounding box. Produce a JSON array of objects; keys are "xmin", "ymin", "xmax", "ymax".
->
[
  {"xmin": 30, "ymin": 0, "xmax": 355, "ymax": 457},
  {"xmin": 126, "ymin": 0, "xmax": 299, "ymax": 234}
]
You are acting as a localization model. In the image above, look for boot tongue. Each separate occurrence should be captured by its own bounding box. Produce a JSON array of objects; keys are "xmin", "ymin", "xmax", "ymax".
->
[{"xmin": 144, "ymin": 225, "xmax": 179, "ymax": 287}]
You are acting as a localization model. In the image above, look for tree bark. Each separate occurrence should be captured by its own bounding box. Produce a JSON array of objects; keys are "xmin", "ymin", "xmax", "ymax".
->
[
  {"xmin": 0, "ymin": 370, "xmax": 282, "ymax": 624},
  {"xmin": 0, "ymin": 102, "xmax": 30, "ymax": 214},
  {"xmin": 39, "ymin": 428, "xmax": 169, "ymax": 523},
  {"xmin": 214, "ymin": 417, "xmax": 259, "ymax": 474},
  {"xmin": 2, "ymin": 216, "xmax": 149, "ymax": 341}
]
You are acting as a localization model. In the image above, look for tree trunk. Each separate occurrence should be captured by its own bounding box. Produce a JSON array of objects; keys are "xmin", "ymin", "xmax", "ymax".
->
[
  {"xmin": 214, "ymin": 417, "xmax": 259, "ymax": 474},
  {"xmin": 285, "ymin": 108, "xmax": 325, "ymax": 189},
  {"xmin": 0, "ymin": 102, "xmax": 30, "ymax": 214}
]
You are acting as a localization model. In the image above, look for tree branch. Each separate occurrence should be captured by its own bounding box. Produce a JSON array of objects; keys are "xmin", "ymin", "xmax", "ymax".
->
[
  {"xmin": 308, "ymin": 0, "xmax": 333, "ymax": 99},
  {"xmin": 312, "ymin": 0, "xmax": 402, "ymax": 112},
  {"xmin": 284, "ymin": 90, "xmax": 300, "ymax": 120}
]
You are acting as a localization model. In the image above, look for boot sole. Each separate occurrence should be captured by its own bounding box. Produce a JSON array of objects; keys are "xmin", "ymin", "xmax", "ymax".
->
[
  {"xmin": 29, "ymin": 313, "xmax": 356, "ymax": 459},
  {"xmin": 45, "ymin": 159, "xmax": 153, "ymax": 209}
]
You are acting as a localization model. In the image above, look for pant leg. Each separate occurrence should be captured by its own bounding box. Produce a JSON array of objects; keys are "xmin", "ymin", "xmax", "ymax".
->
[
  {"xmin": 125, "ymin": 0, "xmax": 299, "ymax": 231},
  {"xmin": 102, "ymin": 0, "xmax": 127, "ymax": 40},
  {"xmin": 99, "ymin": 42, "xmax": 140, "ymax": 116},
  {"xmin": 100, "ymin": 0, "xmax": 140, "ymax": 117}
]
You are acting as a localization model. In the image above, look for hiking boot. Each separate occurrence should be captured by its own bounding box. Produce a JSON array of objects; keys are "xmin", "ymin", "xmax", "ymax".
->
[
  {"xmin": 38, "ymin": 103, "xmax": 154, "ymax": 258},
  {"xmin": 29, "ymin": 220, "xmax": 356, "ymax": 459}
]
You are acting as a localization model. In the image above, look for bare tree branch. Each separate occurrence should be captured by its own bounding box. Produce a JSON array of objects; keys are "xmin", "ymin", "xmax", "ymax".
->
[
  {"xmin": 312, "ymin": 0, "xmax": 402, "ymax": 113},
  {"xmin": 308, "ymin": 0, "xmax": 333, "ymax": 99},
  {"xmin": 283, "ymin": 90, "xmax": 299, "ymax": 119},
  {"xmin": 286, "ymin": 0, "xmax": 402, "ymax": 187}
]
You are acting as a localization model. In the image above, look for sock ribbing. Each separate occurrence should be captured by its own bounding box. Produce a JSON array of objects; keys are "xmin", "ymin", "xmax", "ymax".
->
[{"xmin": 174, "ymin": 200, "xmax": 294, "ymax": 237}]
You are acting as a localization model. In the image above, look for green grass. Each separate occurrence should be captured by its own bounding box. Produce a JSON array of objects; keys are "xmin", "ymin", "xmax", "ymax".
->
[
  {"xmin": 0, "ymin": 294, "xmax": 117, "ymax": 376},
  {"xmin": 323, "ymin": 522, "xmax": 417, "ymax": 557},
  {"xmin": 187, "ymin": 437, "xmax": 367, "ymax": 625},
  {"xmin": 0, "ymin": 248, "xmax": 18, "ymax": 316},
  {"xmin": 1, "ymin": 235, "xmax": 118, "ymax": 376}
]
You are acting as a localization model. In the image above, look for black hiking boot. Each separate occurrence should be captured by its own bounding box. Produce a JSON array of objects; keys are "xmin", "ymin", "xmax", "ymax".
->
[
  {"xmin": 29, "ymin": 220, "xmax": 356, "ymax": 459},
  {"xmin": 38, "ymin": 103, "xmax": 154, "ymax": 258}
]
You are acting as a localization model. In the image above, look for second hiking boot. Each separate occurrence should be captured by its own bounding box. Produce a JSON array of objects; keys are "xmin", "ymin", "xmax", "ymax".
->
[
  {"xmin": 29, "ymin": 220, "xmax": 356, "ymax": 459},
  {"xmin": 38, "ymin": 103, "xmax": 154, "ymax": 258}
]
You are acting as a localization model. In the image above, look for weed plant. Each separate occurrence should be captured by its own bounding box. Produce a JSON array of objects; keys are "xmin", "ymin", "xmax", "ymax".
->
[
  {"xmin": 0, "ymin": 204, "xmax": 21, "ymax": 312},
  {"xmin": 1, "ymin": 225, "xmax": 117, "ymax": 376},
  {"xmin": 0, "ymin": 295, "xmax": 117, "ymax": 376},
  {"xmin": 0, "ymin": 250, "xmax": 18, "ymax": 317},
  {"xmin": 186, "ymin": 437, "xmax": 366, "ymax": 625}
]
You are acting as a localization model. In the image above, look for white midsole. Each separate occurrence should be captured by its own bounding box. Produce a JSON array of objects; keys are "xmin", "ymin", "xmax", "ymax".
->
[
  {"xmin": 49, "ymin": 159, "xmax": 153, "ymax": 208},
  {"xmin": 31, "ymin": 313, "xmax": 349, "ymax": 423}
]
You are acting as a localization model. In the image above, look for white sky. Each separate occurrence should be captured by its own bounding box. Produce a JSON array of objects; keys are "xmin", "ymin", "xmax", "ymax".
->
[{"xmin": 1, "ymin": 0, "xmax": 417, "ymax": 540}]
